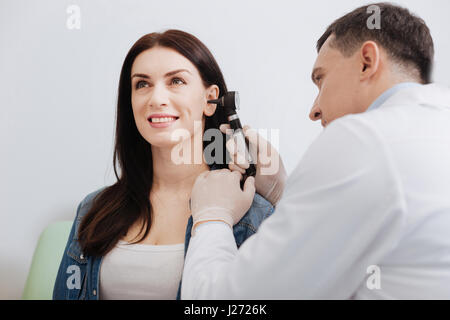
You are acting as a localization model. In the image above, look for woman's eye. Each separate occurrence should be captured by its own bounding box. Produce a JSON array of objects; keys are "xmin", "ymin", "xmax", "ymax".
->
[
  {"xmin": 171, "ymin": 77, "xmax": 185, "ymax": 85},
  {"xmin": 135, "ymin": 81, "xmax": 149, "ymax": 89},
  {"xmin": 315, "ymin": 76, "xmax": 322, "ymax": 84}
]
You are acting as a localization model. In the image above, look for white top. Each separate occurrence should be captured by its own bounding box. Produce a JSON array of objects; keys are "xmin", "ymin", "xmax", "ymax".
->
[
  {"xmin": 99, "ymin": 240, "xmax": 185, "ymax": 300},
  {"xmin": 181, "ymin": 83, "xmax": 450, "ymax": 299}
]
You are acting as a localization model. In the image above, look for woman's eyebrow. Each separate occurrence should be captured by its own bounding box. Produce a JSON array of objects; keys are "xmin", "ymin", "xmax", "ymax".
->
[
  {"xmin": 131, "ymin": 69, "xmax": 192, "ymax": 80},
  {"xmin": 165, "ymin": 69, "xmax": 192, "ymax": 77}
]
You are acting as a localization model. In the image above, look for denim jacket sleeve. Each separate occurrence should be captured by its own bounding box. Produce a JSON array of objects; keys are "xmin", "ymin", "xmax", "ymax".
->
[
  {"xmin": 52, "ymin": 188, "xmax": 104, "ymax": 300},
  {"xmin": 52, "ymin": 200, "xmax": 85, "ymax": 299}
]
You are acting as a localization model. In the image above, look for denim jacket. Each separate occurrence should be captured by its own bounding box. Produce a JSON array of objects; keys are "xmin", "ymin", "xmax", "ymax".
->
[{"xmin": 53, "ymin": 171, "xmax": 274, "ymax": 300}]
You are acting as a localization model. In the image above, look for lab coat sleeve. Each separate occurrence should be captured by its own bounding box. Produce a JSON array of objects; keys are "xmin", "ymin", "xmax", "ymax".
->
[{"xmin": 181, "ymin": 116, "xmax": 407, "ymax": 299}]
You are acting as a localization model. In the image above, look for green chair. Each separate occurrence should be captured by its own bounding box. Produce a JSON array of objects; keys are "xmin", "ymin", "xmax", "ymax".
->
[{"xmin": 22, "ymin": 221, "xmax": 72, "ymax": 300}]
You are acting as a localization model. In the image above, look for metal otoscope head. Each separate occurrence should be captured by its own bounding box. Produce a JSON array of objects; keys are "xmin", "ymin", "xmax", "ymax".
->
[{"xmin": 207, "ymin": 91, "xmax": 240, "ymax": 113}]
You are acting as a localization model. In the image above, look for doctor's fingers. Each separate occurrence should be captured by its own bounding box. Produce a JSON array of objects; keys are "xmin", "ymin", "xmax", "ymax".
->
[
  {"xmin": 229, "ymin": 170, "xmax": 245, "ymax": 187},
  {"xmin": 210, "ymin": 168, "xmax": 242, "ymax": 184},
  {"xmin": 221, "ymin": 124, "xmax": 268, "ymax": 160},
  {"xmin": 198, "ymin": 168, "xmax": 229, "ymax": 181},
  {"xmin": 229, "ymin": 150, "xmax": 250, "ymax": 169},
  {"xmin": 228, "ymin": 161, "xmax": 246, "ymax": 175},
  {"xmin": 223, "ymin": 137, "xmax": 249, "ymax": 170}
]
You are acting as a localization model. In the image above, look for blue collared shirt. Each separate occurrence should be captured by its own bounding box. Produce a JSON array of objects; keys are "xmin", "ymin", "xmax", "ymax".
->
[{"xmin": 366, "ymin": 82, "xmax": 422, "ymax": 112}]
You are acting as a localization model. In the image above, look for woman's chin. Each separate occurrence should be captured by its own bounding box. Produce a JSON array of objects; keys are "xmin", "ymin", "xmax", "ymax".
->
[{"xmin": 147, "ymin": 134, "xmax": 191, "ymax": 150}]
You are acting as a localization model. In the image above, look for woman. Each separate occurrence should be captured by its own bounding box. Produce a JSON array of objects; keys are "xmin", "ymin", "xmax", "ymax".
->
[{"xmin": 53, "ymin": 30, "xmax": 275, "ymax": 300}]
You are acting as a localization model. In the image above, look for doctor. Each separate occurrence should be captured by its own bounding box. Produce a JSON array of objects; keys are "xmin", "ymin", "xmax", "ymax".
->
[{"xmin": 182, "ymin": 3, "xmax": 450, "ymax": 299}]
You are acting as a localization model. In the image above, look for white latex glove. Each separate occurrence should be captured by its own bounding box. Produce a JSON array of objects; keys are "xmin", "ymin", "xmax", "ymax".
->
[
  {"xmin": 220, "ymin": 124, "xmax": 287, "ymax": 206},
  {"xmin": 190, "ymin": 169, "xmax": 256, "ymax": 235}
]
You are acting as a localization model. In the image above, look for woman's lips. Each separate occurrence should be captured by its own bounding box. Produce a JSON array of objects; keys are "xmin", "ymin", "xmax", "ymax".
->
[{"xmin": 148, "ymin": 118, "xmax": 178, "ymax": 128}]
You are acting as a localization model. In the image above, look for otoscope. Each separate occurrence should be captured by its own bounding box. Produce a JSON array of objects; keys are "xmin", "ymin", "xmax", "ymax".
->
[{"xmin": 208, "ymin": 91, "xmax": 257, "ymax": 189}]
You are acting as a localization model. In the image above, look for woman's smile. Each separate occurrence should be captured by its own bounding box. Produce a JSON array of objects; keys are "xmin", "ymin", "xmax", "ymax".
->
[
  {"xmin": 148, "ymin": 113, "xmax": 180, "ymax": 128},
  {"xmin": 148, "ymin": 117, "xmax": 178, "ymax": 128}
]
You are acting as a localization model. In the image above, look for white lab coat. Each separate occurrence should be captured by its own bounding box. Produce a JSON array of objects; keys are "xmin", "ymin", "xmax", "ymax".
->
[{"xmin": 181, "ymin": 83, "xmax": 450, "ymax": 299}]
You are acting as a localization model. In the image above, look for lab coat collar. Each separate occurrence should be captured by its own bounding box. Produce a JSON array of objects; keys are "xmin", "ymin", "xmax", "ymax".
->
[
  {"xmin": 375, "ymin": 83, "xmax": 450, "ymax": 112},
  {"xmin": 366, "ymin": 82, "xmax": 423, "ymax": 112}
]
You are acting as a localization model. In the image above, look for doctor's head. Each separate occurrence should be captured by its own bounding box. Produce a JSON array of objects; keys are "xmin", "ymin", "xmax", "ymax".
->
[{"xmin": 309, "ymin": 3, "xmax": 434, "ymax": 127}]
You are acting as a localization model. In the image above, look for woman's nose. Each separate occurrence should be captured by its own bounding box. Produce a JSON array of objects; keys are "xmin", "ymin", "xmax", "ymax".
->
[{"xmin": 149, "ymin": 84, "xmax": 169, "ymax": 108}]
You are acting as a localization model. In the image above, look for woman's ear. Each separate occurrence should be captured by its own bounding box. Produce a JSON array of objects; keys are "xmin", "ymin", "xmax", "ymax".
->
[
  {"xmin": 359, "ymin": 41, "xmax": 380, "ymax": 81},
  {"xmin": 204, "ymin": 85, "xmax": 220, "ymax": 117}
]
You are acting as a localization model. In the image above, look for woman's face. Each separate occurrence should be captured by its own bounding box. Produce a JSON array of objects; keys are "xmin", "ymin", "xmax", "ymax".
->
[{"xmin": 130, "ymin": 46, "xmax": 219, "ymax": 148}]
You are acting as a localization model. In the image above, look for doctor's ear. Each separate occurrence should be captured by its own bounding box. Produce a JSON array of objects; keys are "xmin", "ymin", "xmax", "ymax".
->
[
  {"xmin": 204, "ymin": 85, "xmax": 220, "ymax": 117},
  {"xmin": 359, "ymin": 41, "xmax": 380, "ymax": 80}
]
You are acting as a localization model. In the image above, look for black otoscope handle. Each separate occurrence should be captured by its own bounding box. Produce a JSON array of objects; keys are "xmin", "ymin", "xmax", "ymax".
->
[{"xmin": 241, "ymin": 162, "xmax": 257, "ymax": 189}]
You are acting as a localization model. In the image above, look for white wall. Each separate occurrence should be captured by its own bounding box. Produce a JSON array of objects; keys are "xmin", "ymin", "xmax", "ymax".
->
[{"xmin": 1, "ymin": 0, "xmax": 449, "ymax": 299}]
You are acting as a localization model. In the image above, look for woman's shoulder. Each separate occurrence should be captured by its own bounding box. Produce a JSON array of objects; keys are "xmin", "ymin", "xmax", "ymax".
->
[
  {"xmin": 237, "ymin": 192, "xmax": 274, "ymax": 230},
  {"xmin": 61, "ymin": 187, "xmax": 108, "ymax": 264},
  {"xmin": 209, "ymin": 164, "xmax": 273, "ymax": 209},
  {"xmin": 66, "ymin": 186, "xmax": 107, "ymax": 247},
  {"xmin": 232, "ymin": 192, "xmax": 274, "ymax": 247},
  {"xmin": 75, "ymin": 186, "xmax": 108, "ymax": 221},
  {"xmin": 247, "ymin": 192, "xmax": 274, "ymax": 219},
  {"xmin": 251, "ymin": 192, "xmax": 273, "ymax": 208}
]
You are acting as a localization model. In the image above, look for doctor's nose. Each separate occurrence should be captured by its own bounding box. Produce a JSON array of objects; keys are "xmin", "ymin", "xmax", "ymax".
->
[{"xmin": 309, "ymin": 104, "xmax": 322, "ymax": 122}]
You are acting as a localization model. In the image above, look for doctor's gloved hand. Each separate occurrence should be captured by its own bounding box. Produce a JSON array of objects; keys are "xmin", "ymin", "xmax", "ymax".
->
[
  {"xmin": 220, "ymin": 124, "xmax": 287, "ymax": 206},
  {"xmin": 190, "ymin": 169, "xmax": 256, "ymax": 235}
]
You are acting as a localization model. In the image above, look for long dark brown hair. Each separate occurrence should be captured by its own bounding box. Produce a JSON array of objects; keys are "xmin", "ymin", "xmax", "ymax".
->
[{"xmin": 78, "ymin": 30, "xmax": 229, "ymax": 257}]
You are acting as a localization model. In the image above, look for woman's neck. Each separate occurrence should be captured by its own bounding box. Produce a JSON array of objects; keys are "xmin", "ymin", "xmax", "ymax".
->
[{"xmin": 150, "ymin": 135, "xmax": 210, "ymax": 194}]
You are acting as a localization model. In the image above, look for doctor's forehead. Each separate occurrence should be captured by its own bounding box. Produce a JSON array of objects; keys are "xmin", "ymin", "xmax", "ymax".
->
[
  {"xmin": 313, "ymin": 35, "xmax": 344, "ymax": 67},
  {"xmin": 131, "ymin": 47, "xmax": 198, "ymax": 77}
]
